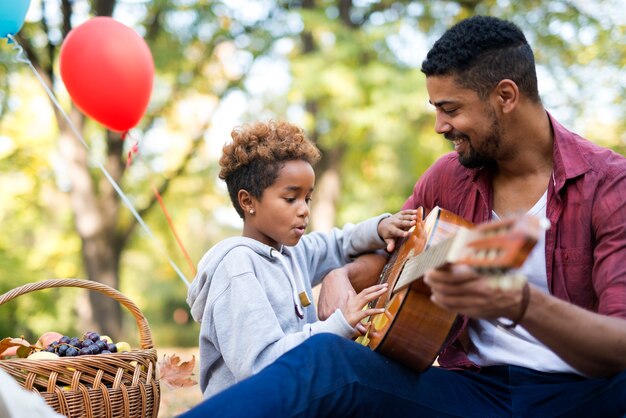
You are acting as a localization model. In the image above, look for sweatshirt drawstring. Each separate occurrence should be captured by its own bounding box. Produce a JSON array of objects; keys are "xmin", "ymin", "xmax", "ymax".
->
[{"xmin": 271, "ymin": 248, "xmax": 310, "ymax": 319}]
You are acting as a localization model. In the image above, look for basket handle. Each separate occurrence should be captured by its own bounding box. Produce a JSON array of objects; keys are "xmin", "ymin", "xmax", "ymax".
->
[{"xmin": 0, "ymin": 278, "xmax": 153, "ymax": 349}]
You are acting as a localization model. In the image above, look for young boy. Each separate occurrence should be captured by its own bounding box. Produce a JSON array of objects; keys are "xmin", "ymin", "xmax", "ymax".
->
[{"xmin": 187, "ymin": 120, "xmax": 417, "ymax": 399}]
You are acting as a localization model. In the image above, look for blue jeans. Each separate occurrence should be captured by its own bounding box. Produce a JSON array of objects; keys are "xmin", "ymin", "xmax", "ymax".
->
[{"xmin": 179, "ymin": 333, "xmax": 626, "ymax": 418}]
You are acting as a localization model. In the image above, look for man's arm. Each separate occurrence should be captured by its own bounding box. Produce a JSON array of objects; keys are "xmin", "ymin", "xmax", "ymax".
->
[
  {"xmin": 317, "ymin": 252, "xmax": 388, "ymax": 320},
  {"xmin": 424, "ymin": 265, "xmax": 626, "ymax": 378},
  {"xmin": 522, "ymin": 287, "xmax": 626, "ymax": 377}
]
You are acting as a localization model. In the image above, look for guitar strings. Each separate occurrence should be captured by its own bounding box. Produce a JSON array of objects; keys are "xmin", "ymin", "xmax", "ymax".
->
[{"xmin": 394, "ymin": 237, "xmax": 455, "ymax": 291}]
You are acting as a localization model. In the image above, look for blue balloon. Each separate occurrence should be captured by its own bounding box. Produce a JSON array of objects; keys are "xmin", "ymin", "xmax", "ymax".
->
[{"xmin": 0, "ymin": 0, "xmax": 32, "ymax": 39}]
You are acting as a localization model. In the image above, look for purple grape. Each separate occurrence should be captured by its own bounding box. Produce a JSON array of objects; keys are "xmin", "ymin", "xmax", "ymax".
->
[{"xmin": 85, "ymin": 332, "xmax": 100, "ymax": 341}]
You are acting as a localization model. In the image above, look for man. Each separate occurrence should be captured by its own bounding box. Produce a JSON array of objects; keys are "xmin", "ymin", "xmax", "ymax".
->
[{"xmin": 180, "ymin": 15, "xmax": 626, "ymax": 417}]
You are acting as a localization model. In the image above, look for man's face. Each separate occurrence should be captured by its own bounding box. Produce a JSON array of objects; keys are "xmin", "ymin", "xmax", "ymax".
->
[{"xmin": 426, "ymin": 75, "xmax": 502, "ymax": 168}]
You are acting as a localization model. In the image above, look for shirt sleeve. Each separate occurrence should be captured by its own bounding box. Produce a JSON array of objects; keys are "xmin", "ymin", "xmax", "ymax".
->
[
  {"xmin": 591, "ymin": 166, "xmax": 626, "ymax": 318},
  {"xmin": 296, "ymin": 213, "xmax": 391, "ymax": 287}
]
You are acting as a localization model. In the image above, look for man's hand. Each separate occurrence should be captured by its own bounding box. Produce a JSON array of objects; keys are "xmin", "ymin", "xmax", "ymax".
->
[
  {"xmin": 317, "ymin": 266, "xmax": 354, "ymax": 320},
  {"xmin": 318, "ymin": 253, "xmax": 388, "ymax": 320},
  {"xmin": 423, "ymin": 264, "xmax": 527, "ymax": 322}
]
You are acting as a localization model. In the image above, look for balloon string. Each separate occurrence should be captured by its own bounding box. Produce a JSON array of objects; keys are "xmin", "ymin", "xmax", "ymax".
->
[
  {"xmin": 7, "ymin": 34, "xmax": 191, "ymax": 289},
  {"xmin": 152, "ymin": 185, "xmax": 197, "ymax": 276},
  {"xmin": 125, "ymin": 131, "xmax": 196, "ymax": 277},
  {"xmin": 126, "ymin": 140, "xmax": 139, "ymax": 168},
  {"xmin": 121, "ymin": 131, "xmax": 140, "ymax": 168}
]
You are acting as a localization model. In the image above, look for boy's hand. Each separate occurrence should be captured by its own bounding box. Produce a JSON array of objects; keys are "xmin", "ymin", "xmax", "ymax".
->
[
  {"xmin": 340, "ymin": 283, "xmax": 388, "ymax": 330},
  {"xmin": 377, "ymin": 209, "xmax": 418, "ymax": 253}
]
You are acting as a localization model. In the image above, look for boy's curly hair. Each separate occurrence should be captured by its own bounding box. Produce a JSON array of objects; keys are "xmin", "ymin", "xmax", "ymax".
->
[
  {"xmin": 421, "ymin": 16, "xmax": 540, "ymax": 102},
  {"xmin": 219, "ymin": 120, "xmax": 321, "ymax": 219}
]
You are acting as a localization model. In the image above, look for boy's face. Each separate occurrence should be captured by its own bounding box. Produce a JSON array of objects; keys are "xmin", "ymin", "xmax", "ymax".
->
[{"xmin": 244, "ymin": 159, "xmax": 315, "ymax": 250}]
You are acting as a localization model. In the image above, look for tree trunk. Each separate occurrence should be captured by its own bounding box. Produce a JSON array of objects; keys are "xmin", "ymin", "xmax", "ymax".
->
[
  {"xmin": 311, "ymin": 148, "xmax": 342, "ymax": 231},
  {"xmin": 56, "ymin": 113, "xmax": 124, "ymax": 337},
  {"xmin": 82, "ymin": 233, "xmax": 123, "ymax": 337}
]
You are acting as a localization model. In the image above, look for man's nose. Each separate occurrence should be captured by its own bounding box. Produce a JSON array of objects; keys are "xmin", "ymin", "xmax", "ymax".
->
[{"xmin": 434, "ymin": 112, "xmax": 452, "ymax": 135}]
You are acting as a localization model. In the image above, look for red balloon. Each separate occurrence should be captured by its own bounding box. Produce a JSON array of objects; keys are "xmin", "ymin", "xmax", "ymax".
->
[{"xmin": 59, "ymin": 17, "xmax": 154, "ymax": 133}]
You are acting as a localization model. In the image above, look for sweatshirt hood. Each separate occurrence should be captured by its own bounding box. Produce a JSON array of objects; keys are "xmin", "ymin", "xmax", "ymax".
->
[{"xmin": 187, "ymin": 237, "xmax": 275, "ymax": 322}]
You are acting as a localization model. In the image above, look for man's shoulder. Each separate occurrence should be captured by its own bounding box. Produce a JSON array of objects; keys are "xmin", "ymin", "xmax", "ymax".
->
[
  {"xmin": 429, "ymin": 152, "xmax": 465, "ymax": 172},
  {"xmin": 552, "ymin": 117, "xmax": 626, "ymax": 178},
  {"xmin": 432, "ymin": 151, "xmax": 461, "ymax": 166},
  {"xmin": 406, "ymin": 152, "xmax": 481, "ymax": 217},
  {"xmin": 426, "ymin": 152, "xmax": 477, "ymax": 181}
]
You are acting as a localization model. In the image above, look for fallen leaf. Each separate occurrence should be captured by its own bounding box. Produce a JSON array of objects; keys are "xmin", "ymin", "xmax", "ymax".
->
[
  {"xmin": 157, "ymin": 354, "xmax": 197, "ymax": 390},
  {"xmin": 0, "ymin": 337, "xmax": 32, "ymax": 358}
]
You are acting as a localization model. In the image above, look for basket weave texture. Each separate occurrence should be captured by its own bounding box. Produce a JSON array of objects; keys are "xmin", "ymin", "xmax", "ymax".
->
[{"xmin": 0, "ymin": 279, "xmax": 160, "ymax": 418}]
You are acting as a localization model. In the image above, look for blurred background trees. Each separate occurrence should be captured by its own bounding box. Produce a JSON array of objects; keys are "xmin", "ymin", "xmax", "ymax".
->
[{"xmin": 0, "ymin": 0, "xmax": 623, "ymax": 347}]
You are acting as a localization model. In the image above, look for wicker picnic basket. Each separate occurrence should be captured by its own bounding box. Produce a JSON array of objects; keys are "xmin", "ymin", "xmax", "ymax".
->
[{"xmin": 0, "ymin": 278, "xmax": 160, "ymax": 418}]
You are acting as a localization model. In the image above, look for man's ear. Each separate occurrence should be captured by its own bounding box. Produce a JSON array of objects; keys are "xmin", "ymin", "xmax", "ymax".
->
[
  {"xmin": 238, "ymin": 189, "xmax": 254, "ymax": 214},
  {"xmin": 494, "ymin": 79, "xmax": 519, "ymax": 114}
]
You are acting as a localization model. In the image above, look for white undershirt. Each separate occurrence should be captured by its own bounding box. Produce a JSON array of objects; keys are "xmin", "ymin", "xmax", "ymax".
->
[{"xmin": 466, "ymin": 190, "xmax": 581, "ymax": 375}]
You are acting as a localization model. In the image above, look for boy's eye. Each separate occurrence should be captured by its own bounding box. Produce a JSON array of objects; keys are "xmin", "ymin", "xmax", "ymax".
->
[
  {"xmin": 305, "ymin": 197, "xmax": 312, "ymax": 204},
  {"xmin": 285, "ymin": 197, "xmax": 296, "ymax": 203}
]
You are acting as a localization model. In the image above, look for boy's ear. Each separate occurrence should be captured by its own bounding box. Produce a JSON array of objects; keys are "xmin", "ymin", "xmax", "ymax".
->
[{"xmin": 238, "ymin": 189, "xmax": 254, "ymax": 214}]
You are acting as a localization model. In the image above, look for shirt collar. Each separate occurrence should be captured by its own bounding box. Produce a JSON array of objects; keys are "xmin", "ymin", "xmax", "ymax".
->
[{"xmin": 548, "ymin": 111, "xmax": 592, "ymax": 192}]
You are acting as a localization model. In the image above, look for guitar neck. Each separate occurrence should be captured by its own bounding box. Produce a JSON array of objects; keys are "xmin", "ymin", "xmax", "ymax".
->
[
  {"xmin": 393, "ymin": 235, "xmax": 456, "ymax": 292},
  {"xmin": 390, "ymin": 208, "xmax": 542, "ymax": 294}
]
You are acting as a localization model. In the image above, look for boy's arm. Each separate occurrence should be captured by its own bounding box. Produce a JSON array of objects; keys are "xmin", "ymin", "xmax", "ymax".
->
[{"xmin": 318, "ymin": 252, "xmax": 388, "ymax": 320}]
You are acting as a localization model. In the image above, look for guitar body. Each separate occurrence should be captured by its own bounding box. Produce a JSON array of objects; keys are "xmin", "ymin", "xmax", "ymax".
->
[{"xmin": 364, "ymin": 207, "xmax": 474, "ymax": 372}]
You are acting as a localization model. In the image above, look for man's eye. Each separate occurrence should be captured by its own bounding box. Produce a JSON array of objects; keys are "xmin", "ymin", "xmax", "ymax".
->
[
  {"xmin": 305, "ymin": 197, "xmax": 312, "ymax": 204},
  {"xmin": 285, "ymin": 197, "xmax": 296, "ymax": 203}
]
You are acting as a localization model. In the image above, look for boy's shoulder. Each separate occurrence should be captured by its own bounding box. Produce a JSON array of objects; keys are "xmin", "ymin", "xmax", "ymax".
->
[{"xmin": 207, "ymin": 237, "xmax": 273, "ymax": 267}]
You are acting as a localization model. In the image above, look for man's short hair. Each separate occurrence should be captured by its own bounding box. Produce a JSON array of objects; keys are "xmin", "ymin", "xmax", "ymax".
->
[{"xmin": 421, "ymin": 15, "xmax": 541, "ymax": 102}]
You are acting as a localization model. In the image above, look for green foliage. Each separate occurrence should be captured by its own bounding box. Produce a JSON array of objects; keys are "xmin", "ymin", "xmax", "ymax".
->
[{"xmin": 0, "ymin": 0, "xmax": 623, "ymax": 346}]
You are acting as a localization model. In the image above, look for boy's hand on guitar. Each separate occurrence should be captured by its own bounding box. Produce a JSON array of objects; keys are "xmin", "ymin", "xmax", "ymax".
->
[
  {"xmin": 424, "ymin": 264, "xmax": 529, "ymax": 322},
  {"xmin": 377, "ymin": 209, "xmax": 418, "ymax": 253},
  {"xmin": 340, "ymin": 283, "xmax": 388, "ymax": 332}
]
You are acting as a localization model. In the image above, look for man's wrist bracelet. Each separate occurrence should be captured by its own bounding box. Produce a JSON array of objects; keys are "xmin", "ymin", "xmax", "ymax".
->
[{"xmin": 496, "ymin": 281, "xmax": 531, "ymax": 329}]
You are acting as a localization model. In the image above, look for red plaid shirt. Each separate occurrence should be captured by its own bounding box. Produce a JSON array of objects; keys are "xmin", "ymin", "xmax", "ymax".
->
[{"xmin": 402, "ymin": 113, "xmax": 626, "ymax": 370}]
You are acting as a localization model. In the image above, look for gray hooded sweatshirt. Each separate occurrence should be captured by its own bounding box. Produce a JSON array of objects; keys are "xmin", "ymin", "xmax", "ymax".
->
[{"xmin": 187, "ymin": 214, "xmax": 390, "ymax": 398}]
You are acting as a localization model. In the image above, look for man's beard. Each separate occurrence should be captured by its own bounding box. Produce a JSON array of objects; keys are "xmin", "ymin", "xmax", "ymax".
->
[{"xmin": 447, "ymin": 114, "xmax": 502, "ymax": 169}]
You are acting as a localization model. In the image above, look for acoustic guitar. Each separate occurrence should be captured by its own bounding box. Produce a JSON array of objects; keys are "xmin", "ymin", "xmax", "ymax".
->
[{"xmin": 357, "ymin": 206, "xmax": 543, "ymax": 372}]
